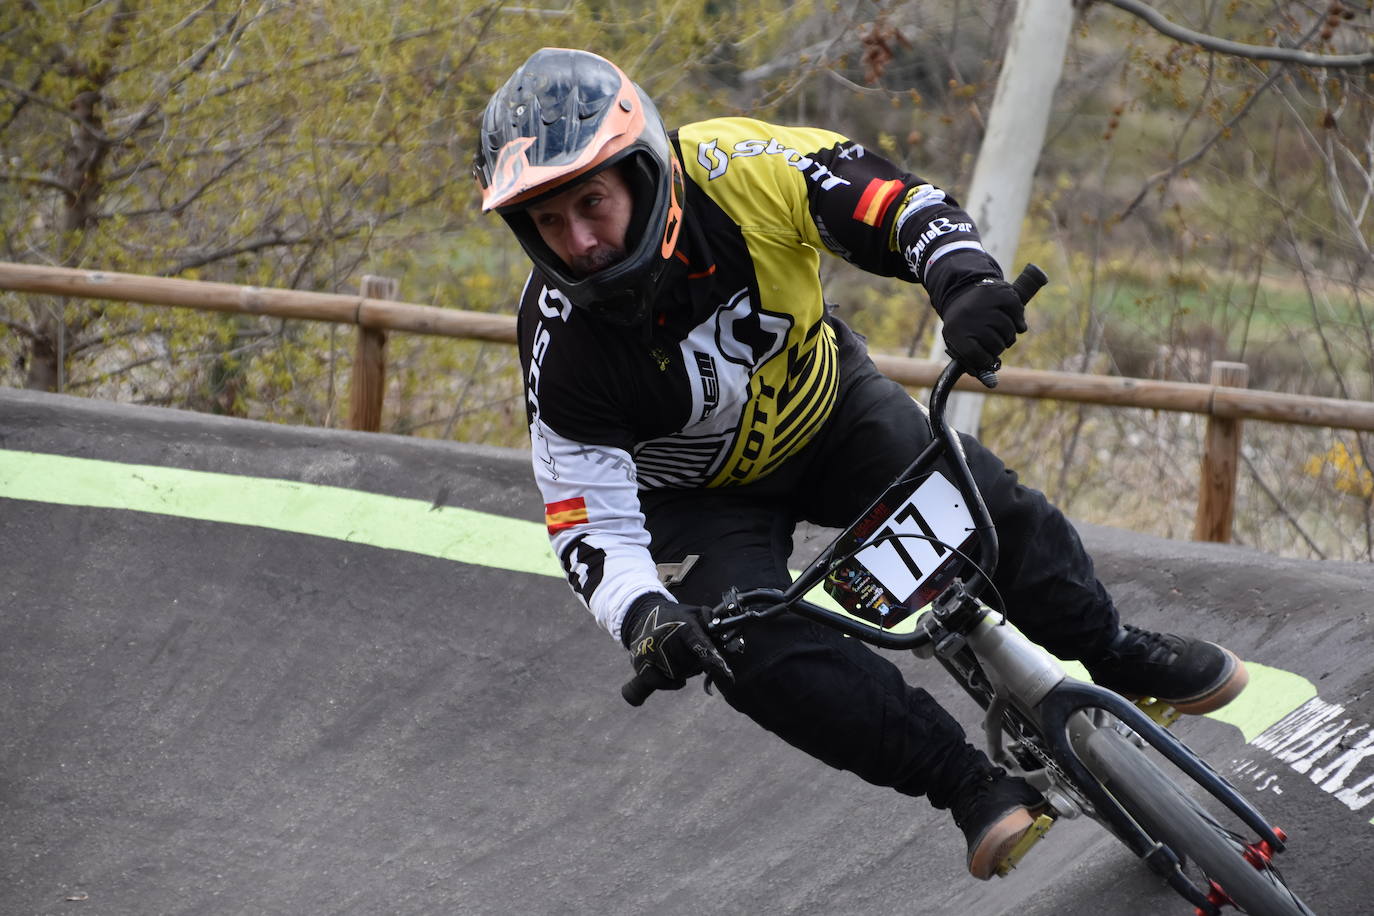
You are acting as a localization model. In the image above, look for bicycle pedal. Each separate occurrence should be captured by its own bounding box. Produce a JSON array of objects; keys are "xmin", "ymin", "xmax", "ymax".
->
[
  {"xmin": 994, "ymin": 813, "xmax": 1055, "ymax": 877},
  {"xmin": 1134, "ymin": 696, "xmax": 1182, "ymax": 729}
]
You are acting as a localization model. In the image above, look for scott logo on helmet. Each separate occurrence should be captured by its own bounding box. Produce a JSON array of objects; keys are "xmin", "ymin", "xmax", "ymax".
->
[
  {"xmin": 695, "ymin": 138, "xmax": 851, "ymax": 191},
  {"xmin": 487, "ymin": 136, "xmax": 535, "ymax": 204}
]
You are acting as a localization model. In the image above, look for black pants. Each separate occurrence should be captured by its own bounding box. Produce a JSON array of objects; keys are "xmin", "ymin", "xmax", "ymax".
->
[{"xmin": 640, "ymin": 320, "xmax": 1119, "ymax": 807}]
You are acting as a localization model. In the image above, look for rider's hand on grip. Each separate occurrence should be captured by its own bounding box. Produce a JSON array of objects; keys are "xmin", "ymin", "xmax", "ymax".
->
[
  {"xmin": 940, "ymin": 277, "xmax": 1027, "ymax": 386},
  {"xmin": 621, "ymin": 595, "xmax": 733, "ymax": 704}
]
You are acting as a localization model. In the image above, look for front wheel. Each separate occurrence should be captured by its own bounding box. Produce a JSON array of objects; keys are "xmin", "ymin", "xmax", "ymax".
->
[{"xmin": 1082, "ymin": 727, "xmax": 1315, "ymax": 916}]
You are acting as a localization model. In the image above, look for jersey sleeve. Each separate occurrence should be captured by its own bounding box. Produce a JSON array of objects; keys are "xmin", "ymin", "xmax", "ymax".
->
[
  {"xmin": 677, "ymin": 117, "xmax": 1002, "ymax": 308},
  {"xmin": 531, "ymin": 417, "xmax": 672, "ymax": 641},
  {"xmin": 516, "ymin": 273, "xmax": 672, "ymax": 640}
]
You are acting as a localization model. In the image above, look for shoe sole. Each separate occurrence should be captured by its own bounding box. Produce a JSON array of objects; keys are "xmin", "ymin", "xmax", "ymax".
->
[
  {"xmin": 1121, "ymin": 647, "xmax": 1249, "ymax": 716},
  {"xmin": 966, "ymin": 806, "xmax": 1037, "ymax": 880}
]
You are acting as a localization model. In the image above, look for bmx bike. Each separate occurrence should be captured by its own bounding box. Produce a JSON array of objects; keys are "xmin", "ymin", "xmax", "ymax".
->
[{"xmin": 623, "ymin": 264, "xmax": 1315, "ymax": 915}]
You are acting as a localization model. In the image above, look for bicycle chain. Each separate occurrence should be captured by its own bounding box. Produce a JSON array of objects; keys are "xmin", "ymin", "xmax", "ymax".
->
[
  {"xmin": 944, "ymin": 649, "xmax": 1095, "ymax": 815},
  {"xmin": 1003, "ymin": 716, "xmax": 1095, "ymax": 815}
]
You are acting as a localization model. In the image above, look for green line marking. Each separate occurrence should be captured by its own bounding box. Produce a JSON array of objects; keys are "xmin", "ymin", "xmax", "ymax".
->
[
  {"xmin": 1206, "ymin": 663, "xmax": 1319, "ymax": 743},
  {"xmin": 0, "ymin": 449, "xmax": 562, "ymax": 578},
  {"xmin": 1, "ymin": 447, "xmax": 1321, "ymax": 741},
  {"xmin": 1038, "ymin": 657, "xmax": 1314, "ymax": 742}
]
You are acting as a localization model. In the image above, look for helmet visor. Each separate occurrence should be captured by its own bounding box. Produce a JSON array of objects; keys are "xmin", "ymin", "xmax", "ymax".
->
[{"xmin": 478, "ymin": 51, "xmax": 646, "ymax": 212}]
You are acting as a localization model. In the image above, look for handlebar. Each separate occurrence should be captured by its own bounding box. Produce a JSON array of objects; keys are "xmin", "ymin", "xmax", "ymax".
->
[
  {"xmin": 622, "ymin": 263, "xmax": 1049, "ymax": 706},
  {"xmin": 622, "ymin": 670, "xmax": 659, "ymax": 707}
]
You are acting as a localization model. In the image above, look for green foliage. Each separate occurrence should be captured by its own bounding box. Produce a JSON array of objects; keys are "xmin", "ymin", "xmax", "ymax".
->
[
  {"xmin": 0, "ymin": 0, "xmax": 800, "ymax": 415},
  {"xmin": 4, "ymin": 1, "xmax": 1374, "ymax": 560},
  {"xmin": 0, "ymin": 0, "xmax": 901, "ymax": 408}
]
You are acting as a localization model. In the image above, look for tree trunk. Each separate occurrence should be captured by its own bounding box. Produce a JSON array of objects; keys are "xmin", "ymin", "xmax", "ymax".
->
[
  {"xmin": 24, "ymin": 309, "xmax": 60, "ymax": 392},
  {"xmin": 22, "ymin": 3, "xmax": 129, "ymax": 391},
  {"xmin": 935, "ymin": 0, "xmax": 1077, "ymax": 435}
]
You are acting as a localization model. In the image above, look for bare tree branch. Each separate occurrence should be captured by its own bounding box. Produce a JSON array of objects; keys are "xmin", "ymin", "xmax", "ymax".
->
[
  {"xmin": 110, "ymin": 3, "xmax": 246, "ymax": 144},
  {"xmin": 1099, "ymin": 0, "xmax": 1374, "ymax": 69},
  {"xmin": 66, "ymin": 324, "xmax": 160, "ymax": 357},
  {"xmin": 0, "ymin": 78, "xmax": 113, "ymax": 140},
  {"xmin": 0, "ymin": 65, "xmax": 46, "ymax": 134},
  {"xmin": 66, "ymin": 353, "xmax": 168, "ymax": 390},
  {"xmin": 162, "ymin": 10, "xmax": 482, "ymax": 120},
  {"xmin": 0, "ymin": 169, "xmax": 79, "ymax": 196},
  {"xmin": 102, "ymin": 137, "xmax": 292, "ymax": 183},
  {"xmin": 1116, "ymin": 9, "xmax": 1336, "ymax": 220},
  {"xmin": 1118, "ymin": 63, "xmax": 1287, "ymax": 219},
  {"xmin": 736, "ymin": 0, "xmax": 885, "ymax": 101},
  {"xmin": 1240, "ymin": 450, "xmax": 1328, "ymax": 558},
  {"xmin": 1271, "ymin": 71, "xmax": 1374, "ymax": 263},
  {"xmin": 107, "ymin": 0, "xmax": 221, "ymax": 80},
  {"xmin": 96, "ymin": 133, "xmax": 266, "ymax": 221},
  {"xmin": 160, "ymin": 230, "xmax": 335, "ymax": 276},
  {"xmin": 0, "ymin": 314, "xmax": 37, "ymax": 339}
]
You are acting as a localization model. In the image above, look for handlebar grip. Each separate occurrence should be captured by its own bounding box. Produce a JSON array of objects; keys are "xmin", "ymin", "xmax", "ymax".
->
[
  {"xmin": 1011, "ymin": 262, "xmax": 1048, "ymax": 306},
  {"xmin": 621, "ymin": 671, "xmax": 657, "ymax": 707},
  {"xmin": 973, "ymin": 263, "xmax": 1048, "ymax": 389}
]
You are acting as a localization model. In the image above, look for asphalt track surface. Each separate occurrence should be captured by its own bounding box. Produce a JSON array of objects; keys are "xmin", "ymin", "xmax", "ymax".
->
[{"xmin": 2, "ymin": 387, "xmax": 1372, "ymax": 916}]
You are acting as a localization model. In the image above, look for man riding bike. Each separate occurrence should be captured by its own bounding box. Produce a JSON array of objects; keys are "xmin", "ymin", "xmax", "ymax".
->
[{"xmin": 474, "ymin": 48, "xmax": 1248, "ymax": 880}]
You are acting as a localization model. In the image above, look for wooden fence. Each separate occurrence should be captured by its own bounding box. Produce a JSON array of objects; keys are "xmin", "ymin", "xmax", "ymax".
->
[{"xmin": 5, "ymin": 260, "xmax": 1374, "ymax": 543}]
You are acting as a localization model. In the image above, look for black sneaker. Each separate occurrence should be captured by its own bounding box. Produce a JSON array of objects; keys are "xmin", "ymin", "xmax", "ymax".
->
[
  {"xmin": 950, "ymin": 769, "xmax": 1045, "ymax": 880},
  {"xmin": 1085, "ymin": 625, "xmax": 1248, "ymax": 715}
]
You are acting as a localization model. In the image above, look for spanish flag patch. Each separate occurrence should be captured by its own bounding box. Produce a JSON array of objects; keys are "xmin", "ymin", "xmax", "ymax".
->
[
  {"xmin": 545, "ymin": 496, "xmax": 589, "ymax": 534},
  {"xmin": 853, "ymin": 178, "xmax": 905, "ymax": 227}
]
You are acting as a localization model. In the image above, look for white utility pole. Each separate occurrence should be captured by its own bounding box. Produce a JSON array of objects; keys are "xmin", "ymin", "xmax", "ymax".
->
[{"xmin": 934, "ymin": 0, "xmax": 1076, "ymax": 436}]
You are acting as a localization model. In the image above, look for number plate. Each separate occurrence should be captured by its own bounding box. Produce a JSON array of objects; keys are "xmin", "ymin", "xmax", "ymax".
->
[{"xmin": 824, "ymin": 471, "xmax": 976, "ymax": 628}]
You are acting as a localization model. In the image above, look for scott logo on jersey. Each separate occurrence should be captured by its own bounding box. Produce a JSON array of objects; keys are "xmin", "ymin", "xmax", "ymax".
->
[{"xmin": 695, "ymin": 137, "xmax": 852, "ymax": 191}]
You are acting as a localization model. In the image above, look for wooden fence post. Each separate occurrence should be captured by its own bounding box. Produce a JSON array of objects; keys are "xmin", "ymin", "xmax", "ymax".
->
[
  {"xmin": 1193, "ymin": 361, "xmax": 1249, "ymax": 543},
  {"xmin": 350, "ymin": 275, "xmax": 395, "ymax": 432}
]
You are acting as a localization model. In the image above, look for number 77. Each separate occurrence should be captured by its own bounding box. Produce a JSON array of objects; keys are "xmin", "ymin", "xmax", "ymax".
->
[{"xmin": 873, "ymin": 503, "xmax": 949, "ymax": 582}]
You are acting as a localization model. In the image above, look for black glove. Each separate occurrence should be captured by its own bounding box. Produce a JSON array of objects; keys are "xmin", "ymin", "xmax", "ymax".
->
[
  {"xmin": 621, "ymin": 594, "xmax": 734, "ymax": 692},
  {"xmin": 940, "ymin": 277, "xmax": 1027, "ymax": 372}
]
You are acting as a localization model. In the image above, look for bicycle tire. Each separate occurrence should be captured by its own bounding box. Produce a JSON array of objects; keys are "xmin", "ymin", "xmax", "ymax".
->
[{"xmin": 1082, "ymin": 726, "xmax": 1315, "ymax": 916}]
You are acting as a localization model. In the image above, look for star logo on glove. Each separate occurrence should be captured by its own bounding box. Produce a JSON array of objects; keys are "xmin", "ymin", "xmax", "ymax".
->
[{"xmin": 631, "ymin": 607, "xmax": 687, "ymax": 678}]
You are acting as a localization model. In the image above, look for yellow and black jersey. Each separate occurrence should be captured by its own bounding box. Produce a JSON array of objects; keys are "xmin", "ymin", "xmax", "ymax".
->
[{"xmin": 515, "ymin": 117, "xmax": 998, "ymax": 636}]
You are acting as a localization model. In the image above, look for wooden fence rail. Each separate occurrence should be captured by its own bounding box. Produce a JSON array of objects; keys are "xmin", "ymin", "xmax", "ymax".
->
[{"xmin": 4, "ymin": 260, "xmax": 1373, "ymax": 542}]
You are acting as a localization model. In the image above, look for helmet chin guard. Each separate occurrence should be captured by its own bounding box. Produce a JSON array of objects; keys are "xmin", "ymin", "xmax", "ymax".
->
[{"xmin": 475, "ymin": 49, "xmax": 683, "ymax": 326}]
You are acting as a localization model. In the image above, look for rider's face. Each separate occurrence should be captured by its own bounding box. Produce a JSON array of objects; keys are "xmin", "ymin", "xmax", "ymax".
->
[{"xmin": 525, "ymin": 166, "xmax": 633, "ymax": 278}]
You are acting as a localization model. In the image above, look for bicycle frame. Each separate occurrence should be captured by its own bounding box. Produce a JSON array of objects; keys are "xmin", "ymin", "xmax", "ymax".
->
[{"xmin": 708, "ymin": 357, "xmax": 1287, "ymax": 914}]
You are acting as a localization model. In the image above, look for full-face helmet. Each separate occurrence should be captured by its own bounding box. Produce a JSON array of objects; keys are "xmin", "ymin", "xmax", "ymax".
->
[{"xmin": 474, "ymin": 48, "xmax": 684, "ymax": 326}]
